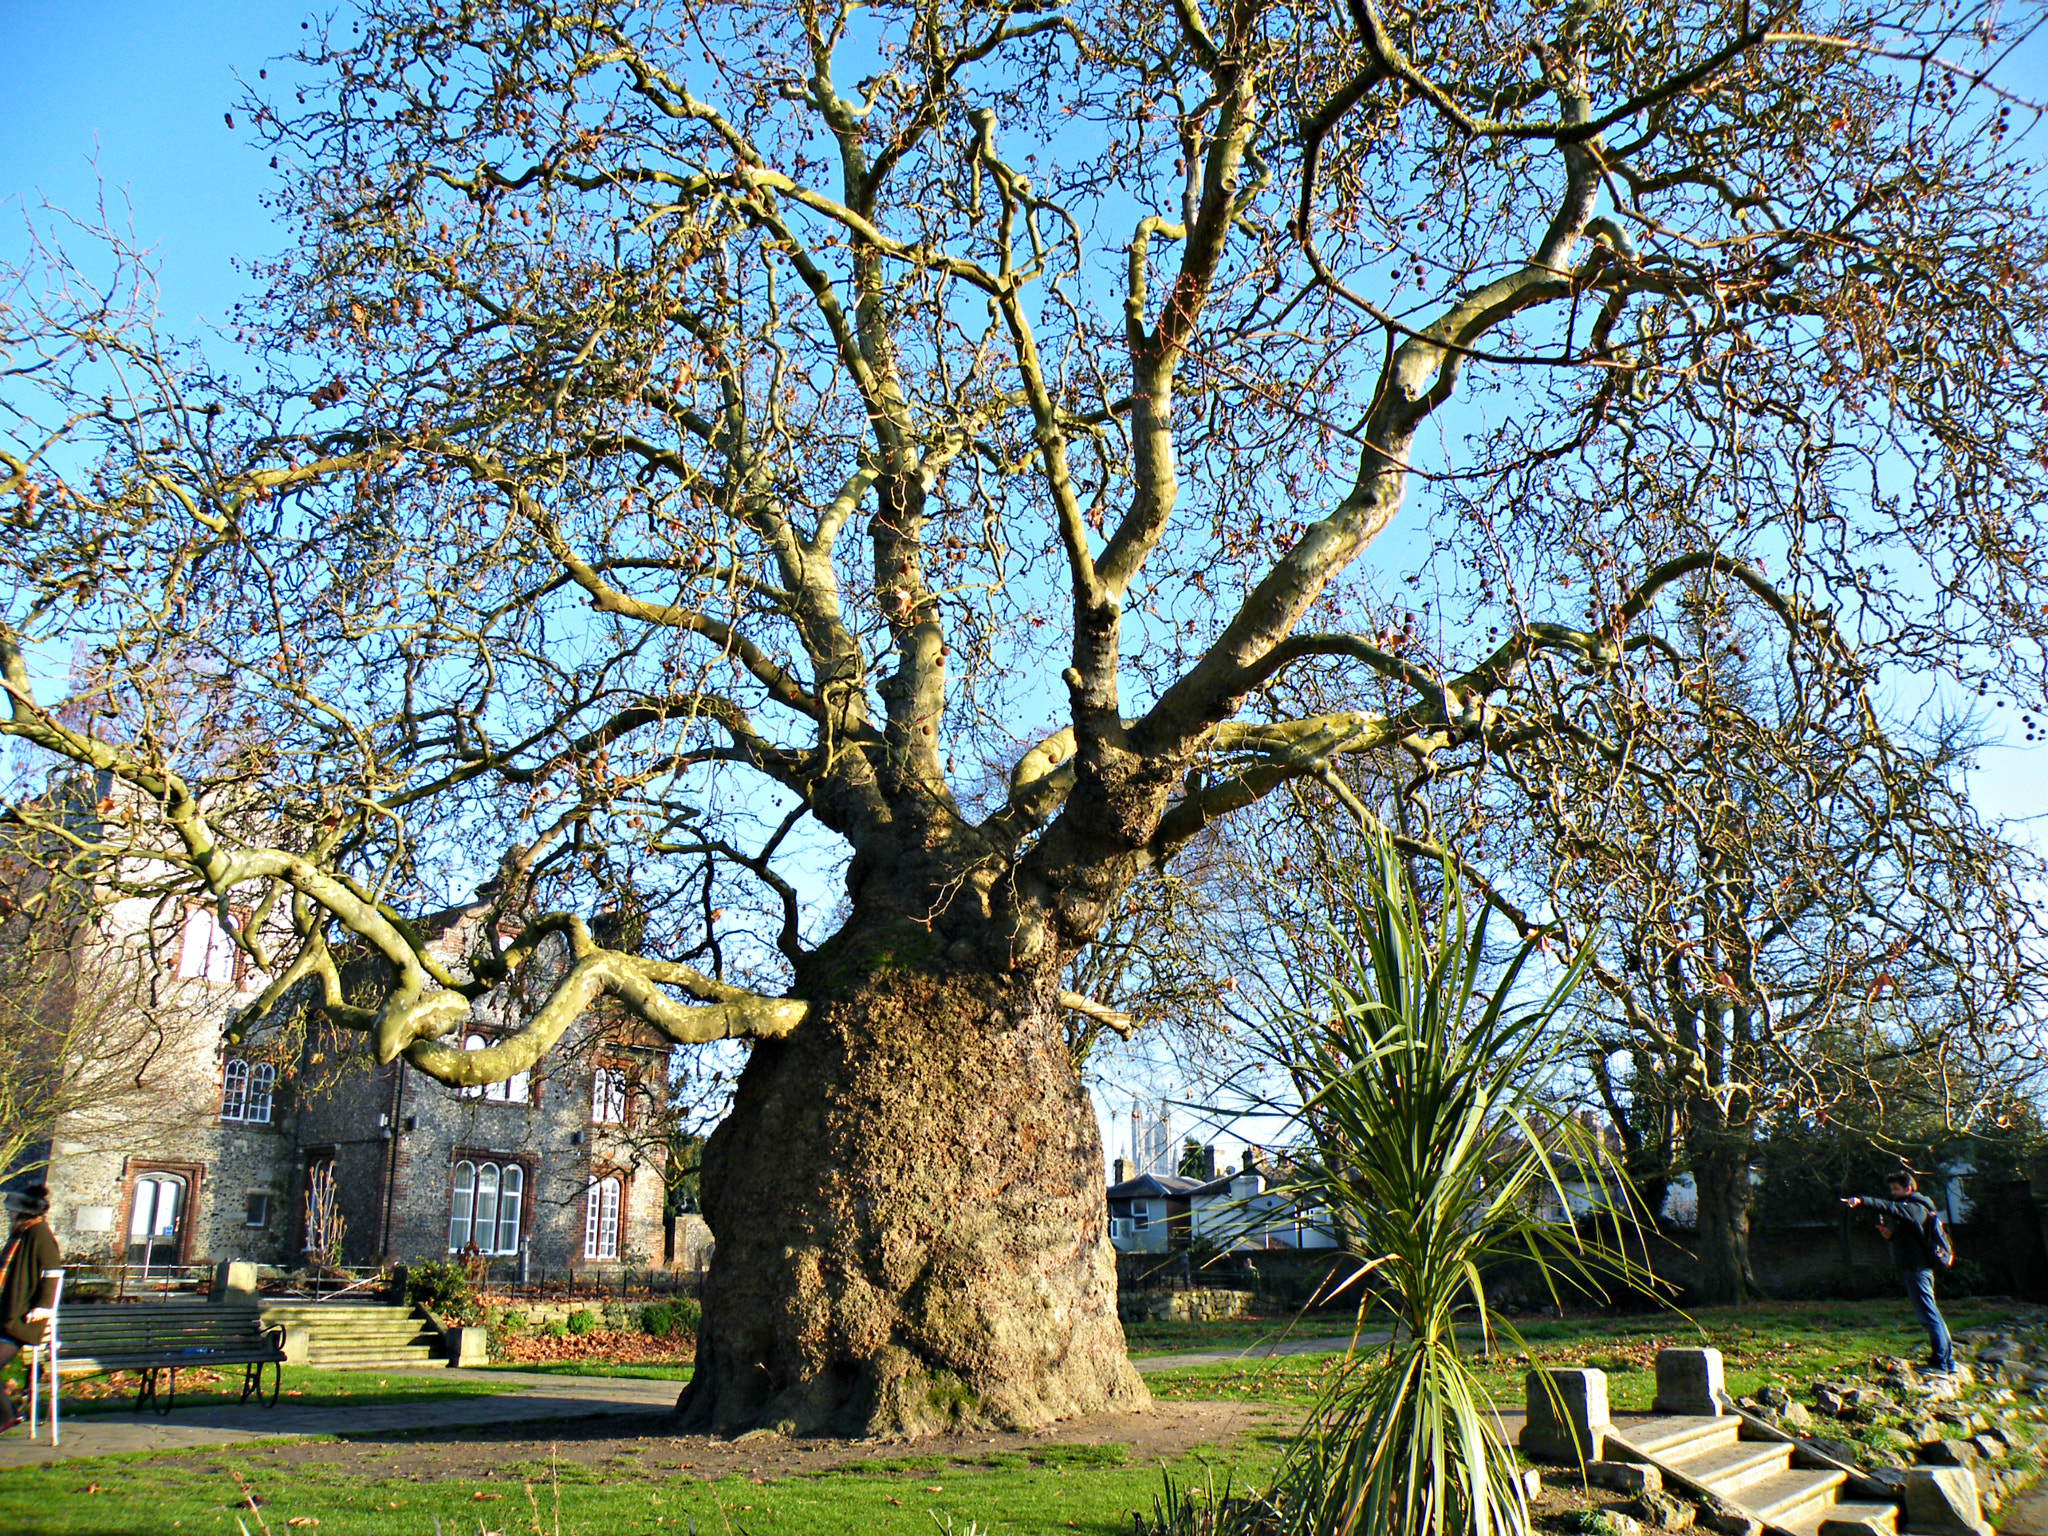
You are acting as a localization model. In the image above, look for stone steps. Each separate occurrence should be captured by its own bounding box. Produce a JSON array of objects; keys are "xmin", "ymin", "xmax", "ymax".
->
[
  {"xmin": 259, "ymin": 1304, "xmax": 448, "ymax": 1370},
  {"xmin": 1527, "ymin": 1347, "xmax": 1989, "ymax": 1536}
]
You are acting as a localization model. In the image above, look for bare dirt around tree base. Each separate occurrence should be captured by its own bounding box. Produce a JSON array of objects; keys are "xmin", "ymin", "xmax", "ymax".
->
[{"xmin": 134, "ymin": 1400, "xmax": 1281, "ymax": 1485}]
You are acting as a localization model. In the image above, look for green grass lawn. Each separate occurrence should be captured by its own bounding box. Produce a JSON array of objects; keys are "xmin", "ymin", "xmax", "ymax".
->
[
  {"xmin": 1139, "ymin": 1297, "xmax": 2018, "ymax": 1414},
  {"xmin": 0, "ymin": 1298, "xmax": 2023, "ymax": 1535},
  {"xmin": 27, "ymin": 1364, "xmax": 520, "ymax": 1416},
  {"xmin": 0, "ymin": 1436, "xmax": 1248, "ymax": 1536}
]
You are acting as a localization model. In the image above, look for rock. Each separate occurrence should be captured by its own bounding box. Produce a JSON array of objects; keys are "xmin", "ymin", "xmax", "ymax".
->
[
  {"xmin": 1819, "ymin": 1514, "xmax": 1898, "ymax": 1536},
  {"xmin": 1519, "ymin": 1468, "xmax": 1541, "ymax": 1498},
  {"xmin": 1808, "ymin": 1436, "xmax": 1866, "ymax": 1466},
  {"xmin": 1906, "ymin": 1418, "xmax": 1939, "ymax": 1442},
  {"xmin": 1783, "ymin": 1401, "xmax": 1815, "ymax": 1432},
  {"xmin": 1841, "ymin": 1387, "xmax": 1903, "ymax": 1419},
  {"xmin": 1865, "ymin": 1426, "xmax": 1917, "ymax": 1456},
  {"xmin": 1815, "ymin": 1384, "xmax": 1850, "ymax": 1416},
  {"xmin": 1921, "ymin": 1439, "xmax": 1979, "ymax": 1467},
  {"xmin": 1699, "ymin": 1506, "xmax": 1763, "ymax": 1536},
  {"xmin": 1585, "ymin": 1461, "xmax": 1663, "ymax": 1495},
  {"xmin": 1757, "ymin": 1383, "xmax": 1792, "ymax": 1411},
  {"xmin": 1905, "ymin": 1466, "xmax": 1993, "ymax": 1536},
  {"xmin": 1629, "ymin": 1489, "xmax": 1696, "ymax": 1531},
  {"xmin": 1969, "ymin": 1433, "xmax": 2005, "ymax": 1461}
]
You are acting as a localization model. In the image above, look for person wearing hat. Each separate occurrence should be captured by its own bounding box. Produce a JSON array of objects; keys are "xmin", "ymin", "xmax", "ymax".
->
[{"xmin": 0, "ymin": 1185, "xmax": 61, "ymax": 1433}]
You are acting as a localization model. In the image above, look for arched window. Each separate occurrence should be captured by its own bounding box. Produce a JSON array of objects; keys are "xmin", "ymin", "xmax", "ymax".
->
[
  {"xmin": 127, "ymin": 1173, "xmax": 186, "ymax": 1269},
  {"xmin": 497, "ymin": 1164, "xmax": 523, "ymax": 1254},
  {"xmin": 584, "ymin": 1174, "xmax": 621, "ymax": 1260},
  {"xmin": 474, "ymin": 1163, "xmax": 500, "ymax": 1248},
  {"xmin": 447, "ymin": 1160, "xmax": 525, "ymax": 1254},
  {"xmin": 247, "ymin": 1062, "xmax": 276, "ymax": 1125},
  {"xmin": 448, "ymin": 1161, "xmax": 476, "ymax": 1250},
  {"xmin": 221, "ymin": 1058, "xmax": 250, "ymax": 1120},
  {"xmin": 591, "ymin": 1065, "xmax": 627, "ymax": 1124}
]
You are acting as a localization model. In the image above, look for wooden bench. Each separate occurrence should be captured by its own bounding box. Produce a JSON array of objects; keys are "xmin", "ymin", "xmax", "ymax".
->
[{"xmin": 55, "ymin": 1303, "xmax": 287, "ymax": 1414}]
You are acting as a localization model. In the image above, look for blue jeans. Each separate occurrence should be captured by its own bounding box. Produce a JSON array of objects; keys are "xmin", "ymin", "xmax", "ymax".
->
[{"xmin": 1904, "ymin": 1268, "xmax": 1952, "ymax": 1372}]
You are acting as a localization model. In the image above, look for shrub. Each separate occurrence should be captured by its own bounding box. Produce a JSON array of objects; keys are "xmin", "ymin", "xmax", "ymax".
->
[
  {"xmin": 640, "ymin": 1298, "xmax": 702, "ymax": 1339},
  {"xmin": 405, "ymin": 1259, "xmax": 477, "ymax": 1321},
  {"xmin": 541, "ymin": 1319, "xmax": 567, "ymax": 1339},
  {"xmin": 565, "ymin": 1307, "xmax": 599, "ymax": 1336},
  {"xmin": 1250, "ymin": 829, "xmax": 1643, "ymax": 1536}
]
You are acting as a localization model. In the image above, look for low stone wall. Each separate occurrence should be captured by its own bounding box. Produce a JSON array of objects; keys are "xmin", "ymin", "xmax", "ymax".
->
[
  {"xmin": 486, "ymin": 1297, "xmax": 684, "ymax": 1329},
  {"xmin": 1119, "ymin": 1289, "xmax": 1255, "ymax": 1323}
]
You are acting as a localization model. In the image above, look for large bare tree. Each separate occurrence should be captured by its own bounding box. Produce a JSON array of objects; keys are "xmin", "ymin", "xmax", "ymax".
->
[{"xmin": 5, "ymin": 0, "xmax": 2047, "ymax": 1434}]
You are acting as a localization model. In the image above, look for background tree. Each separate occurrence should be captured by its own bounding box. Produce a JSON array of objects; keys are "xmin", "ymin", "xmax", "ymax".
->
[
  {"xmin": 5, "ymin": 0, "xmax": 2047, "ymax": 1435},
  {"xmin": 1489, "ymin": 589, "xmax": 2047, "ymax": 1300}
]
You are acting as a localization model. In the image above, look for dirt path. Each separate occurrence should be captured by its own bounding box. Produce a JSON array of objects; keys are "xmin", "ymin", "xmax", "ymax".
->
[{"xmin": 120, "ymin": 1398, "xmax": 1279, "ymax": 1484}]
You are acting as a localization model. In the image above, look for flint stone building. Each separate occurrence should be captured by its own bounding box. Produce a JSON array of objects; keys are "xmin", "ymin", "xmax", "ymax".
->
[{"xmin": 9, "ymin": 806, "xmax": 676, "ymax": 1275}]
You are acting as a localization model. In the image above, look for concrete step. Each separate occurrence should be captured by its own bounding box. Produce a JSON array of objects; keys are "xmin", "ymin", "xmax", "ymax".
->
[
  {"xmin": 1741, "ymin": 1468, "xmax": 1849, "ymax": 1528},
  {"xmin": 1612, "ymin": 1416, "xmax": 1744, "ymax": 1462},
  {"xmin": 308, "ymin": 1357, "xmax": 449, "ymax": 1371},
  {"xmin": 1796, "ymin": 1501, "xmax": 1901, "ymax": 1536},
  {"xmin": 261, "ymin": 1306, "xmax": 417, "ymax": 1322},
  {"xmin": 303, "ymin": 1343, "xmax": 444, "ymax": 1368},
  {"xmin": 1666, "ymin": 1438, "xmax": 1795, "ymax": 1498},
  {"xmin": 288, "ymin": 1323, "xmax": 438, "ymax": 1339},
  {"xmin": 304, "ymin": 1339, "xmax": 441, "ymax": 1358}
]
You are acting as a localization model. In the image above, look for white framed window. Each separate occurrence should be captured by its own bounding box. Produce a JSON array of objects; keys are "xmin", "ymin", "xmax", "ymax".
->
[
  {"xmin": 591, "ymin": 1065, "xmax": 627, "ymax": 1125},
  {"xmin": 458, "ymin": 1034, "xmax": 531, "ymax": 1103},
  {"xmin": 496, "ymin": 1164, "xmax": 523, "ymax": 1254},
  {"xmin": 448, "ymin": 1160, "xmax": 475, "ymax": 1248},
  {"xmin": 128, "ymin": 1173, "xmax": 186, "ymax": 1268},
  {"xmin": 1132, "ymin": 1200, "xmax": 1150, "ymax": 1230},
  {"xmin": 247, "ymin": 1062, "xmax": 276, "ymax": 1124},
  {"xmin": 222, "ymin": 1059, "xmax": 276, "ymax": 1123},
  {"xmin": 448, "ymin": 1159, "xmax": 523, "ymax": 1254},
  {"xmin": 245, "ymin": 1193, "xmax": 271, "ymax": 1228},
  {"xmin": 221, "ymin": 1058, "xmax": 249, "ymax": 1120},
  {"xmin": 177, "ymin": 905, "xmax": 238, "ymax": 983},
  {"xmin": 584, "ymin": 1174, "xmax": 621, "ymax": 1260}
]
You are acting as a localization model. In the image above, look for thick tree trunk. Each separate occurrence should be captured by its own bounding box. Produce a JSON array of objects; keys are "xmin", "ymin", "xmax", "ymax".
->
[
  {"xmin": 676, "ymin": 939, "xmax": 1146, "ymax": 1437},
  {"xmin": 1689, "ymin": 1131, "xmax": 1758, "ymax": 1305}
]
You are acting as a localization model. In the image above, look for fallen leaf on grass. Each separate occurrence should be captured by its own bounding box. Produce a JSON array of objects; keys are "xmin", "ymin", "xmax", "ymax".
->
[
  {"xmin": 285, "ymin": 1520, "xmax": 319, "ymax": 1528},
  {"xmin": 472, "ymin": 1492, "xmax": 503, "ymax": 1501},
  {"xmin": 887, "ymin": 1499, "xmax": 903, "ymax": 1507},
  {"xmin": 924, "ymin": 1486, "xmax": 943, "ymax": 1493},
  {"xmin": 80, "ymin": 1485, "xmax": 101, "ymax": 1494}
]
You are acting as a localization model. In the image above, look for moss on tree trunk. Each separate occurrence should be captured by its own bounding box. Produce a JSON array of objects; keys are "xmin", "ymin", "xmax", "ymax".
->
[{"xmin": 676, "ymin": 939, "xmax": 1146, "ymax": 1437}]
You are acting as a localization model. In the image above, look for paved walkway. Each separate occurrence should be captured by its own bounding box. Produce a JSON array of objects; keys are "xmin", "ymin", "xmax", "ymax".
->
[
  {"xmin": 0, "ymin": 1340, "xmax": 1377, "ymax": 1467},
  {"xmin": 0, "ymin": 1369, "xmax": 680, "ymax": 1467},
  {"xmin": 1131, "ymin": 1333, "xmax": 1383, "ymax": 1371}
]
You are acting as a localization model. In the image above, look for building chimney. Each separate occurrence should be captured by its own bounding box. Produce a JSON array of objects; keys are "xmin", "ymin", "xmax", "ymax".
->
[
  {"xmin": 1112, "ymin": 1157, "xmax": 1127, "ymax": 1185},
  {"xmin": 1202, "ymin": 1144, "xmax": 1217, "ymax": 1180}
]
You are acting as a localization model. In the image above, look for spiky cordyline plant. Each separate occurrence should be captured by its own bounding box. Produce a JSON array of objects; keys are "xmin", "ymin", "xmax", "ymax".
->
[{"xmin": 1257, "ymin": 829, "xmax": 1640, "ymax": 1536}]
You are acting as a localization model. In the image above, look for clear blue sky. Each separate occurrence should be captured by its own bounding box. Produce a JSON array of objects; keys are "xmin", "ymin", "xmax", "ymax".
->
[{"xmin": 9, "ymin": 3, "xmax": 2044, "ymax": 1174}]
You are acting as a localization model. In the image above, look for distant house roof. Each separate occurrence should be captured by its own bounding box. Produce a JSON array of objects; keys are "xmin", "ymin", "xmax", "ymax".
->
[
  {"xmin": 1106, "ymin": 1173, "xmax": 1204, "ymax": 1200},
  {"xmin": 1107, "ymin": 1170, "xmax": 1265, "ymax": 1201}
]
